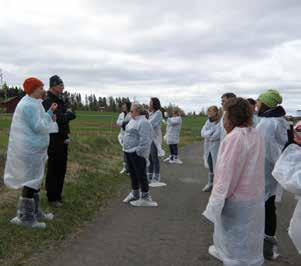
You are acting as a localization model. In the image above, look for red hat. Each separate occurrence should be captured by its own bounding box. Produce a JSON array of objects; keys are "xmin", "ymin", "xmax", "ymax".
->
[{"xmin": 23, "ymin": 77, "xmax": 44, "ymax": 95}]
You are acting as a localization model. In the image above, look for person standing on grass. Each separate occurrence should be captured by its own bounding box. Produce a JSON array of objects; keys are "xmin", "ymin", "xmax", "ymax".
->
[
  {"xmin": 220, "ymin": 92, "xmax": 236, "ymax": 140},
  {"xmin": 148, "ymin": 97, "xmax": 165, "ymax": 186},
  {"xmin": 122, "ymin": 103, "xmax": 158, "ymax": 207},
  {"xmin": 256, "ymin": 89, "xmax": 289, "ymax": 260},
  {"xmin": 201, "ymin": 106, "xmax": 221, "ymax": 192},
  {"xmin": 42, "ymin": 75, "xmax": 76, "ymax": 208},
  {"xmin": 203, "ymin": 98, "xmax": 265, "ymax": 266},
  {"xmin": 116, "ymin": 101, "xmax": 132, "ymax": 174},
  {"xmin": 247, "ymin": 98, "xmax": 260, "ymax": 126},
  {"xmin": 163, "ymin": 109, "xmax": 183, "ymax": 164},
  {"xmin": 4, "ymin": 77, "xmax": 58, "ymax": 229}
]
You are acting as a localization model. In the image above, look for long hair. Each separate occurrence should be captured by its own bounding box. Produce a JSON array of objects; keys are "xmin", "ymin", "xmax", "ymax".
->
[{"xmin": 151, "ymin": 97, "xmax": 161, "ymax": 111}]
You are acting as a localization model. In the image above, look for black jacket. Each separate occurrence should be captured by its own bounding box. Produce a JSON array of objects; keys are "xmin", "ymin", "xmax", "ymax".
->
[{"xmin": 42, "ymin": 91, "xmax": 76, "ymax": 141}]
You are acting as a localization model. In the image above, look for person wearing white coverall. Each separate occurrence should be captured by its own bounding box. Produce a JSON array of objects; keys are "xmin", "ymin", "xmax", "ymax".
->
[
  {"xmin": 163, "ymin": 109, "xmax": 183, "ymax": 164},
  {"xmin": 203, "ymin": 98, "xmax": 265, "ymax": 266},
  {"xmin": 256, "ymin": 89, "xmax": 289, "ymax": 260},
  {"xmin": 4, "ymin": 77, "xmax": 58, "ymax": 229},
  {"xmin": 116, "ymin": 101, "xmax": 132, "ymax": 174},
  {"xmin": 201, "ymin": 106, "xmax": 221, "ymax": 192},
  {"xmin": 148, "ymin": 97, "xmax": 165, "ymax": 185},
  {"xmin": 122, "ymin": 104, "xmax": 158, "ymax": 207},
  {"xmin": 272, "ymin": 121, "xmax": 301, "ymax": 255}
]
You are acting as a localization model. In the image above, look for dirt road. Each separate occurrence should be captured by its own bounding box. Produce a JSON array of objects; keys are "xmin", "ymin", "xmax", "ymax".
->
[{"xmin": 40, "ymin": 144, "xmax": 299, "ymax": 266}]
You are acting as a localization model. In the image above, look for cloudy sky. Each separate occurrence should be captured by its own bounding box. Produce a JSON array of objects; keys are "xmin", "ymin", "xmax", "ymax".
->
[{"xmin": 0, "ymin": 0, "xmax": 300, "ymax": 112}]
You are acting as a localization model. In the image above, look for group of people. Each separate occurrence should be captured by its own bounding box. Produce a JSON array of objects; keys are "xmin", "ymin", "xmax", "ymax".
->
[
  {"xmin": 116, "ymin": 98, "xmax": 183, "ymax": 207},
  {"xmin": 201, "ymin": 90, "xmax": 301, "ymax": 265},
  {"xmin": 2, "ymin": 77, "xmax": 301, "ymax": 265},
  {"xmin": 3, "ymin": 76, "xmax": 75, "ymax": 229}
]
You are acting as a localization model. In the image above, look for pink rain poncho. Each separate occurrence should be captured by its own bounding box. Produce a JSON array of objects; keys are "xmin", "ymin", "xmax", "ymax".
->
[{"xmin": 203, "ymin": 127, "xmax": 265, "ymax": 266}]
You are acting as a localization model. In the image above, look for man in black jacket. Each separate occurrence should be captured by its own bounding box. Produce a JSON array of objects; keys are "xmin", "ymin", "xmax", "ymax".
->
[{"xmin": 43, "ymin": 75, "xmax": 76, "ymax": 207}]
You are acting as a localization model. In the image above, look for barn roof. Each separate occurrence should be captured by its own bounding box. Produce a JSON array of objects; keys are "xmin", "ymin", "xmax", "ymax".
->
[{"xmin": 1, "ymin": 96, "xmax": 20, "ymax": 104}]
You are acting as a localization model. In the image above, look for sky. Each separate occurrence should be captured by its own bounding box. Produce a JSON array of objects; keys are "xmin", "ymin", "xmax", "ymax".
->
[{"xmin": 0, "ymin": 0, "xmax": 300, "ymax": 113}]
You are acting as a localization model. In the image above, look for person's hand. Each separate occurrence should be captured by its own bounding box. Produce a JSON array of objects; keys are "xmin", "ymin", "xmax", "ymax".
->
[{"xmin": 50, "ymin": 103, "xmax": 58, "ymax": 112}]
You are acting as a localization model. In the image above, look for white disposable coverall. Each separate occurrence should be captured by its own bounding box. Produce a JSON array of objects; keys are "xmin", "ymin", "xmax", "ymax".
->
[
  {"xmin": 256, "ymin": 117, "xmax": 289, "ymax": 201},
  {"xmin": 164, "ymin": 116, "xmax": 182, "ymax": 145},
  {"xmin": 201, "ymin": 119, "xmax": 221, "ymax": 169},
  {"xmin": 4, "ymin": 95, "xmax": 54, "ymax": 190},
  {"xmin": 272, "ymin": 144, "xmax": 301, "ymax": 254}
]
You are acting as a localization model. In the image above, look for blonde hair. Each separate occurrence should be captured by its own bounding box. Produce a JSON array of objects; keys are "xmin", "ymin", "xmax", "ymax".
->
[{"xmin": 131, "ymin": 103, "xmax": 145, "ymax": 115}]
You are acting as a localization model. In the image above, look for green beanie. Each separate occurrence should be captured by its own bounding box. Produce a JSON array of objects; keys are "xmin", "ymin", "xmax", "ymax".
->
[{"xmin": 258, "ymin": 89, "xmax": 283, "ymax": 108}]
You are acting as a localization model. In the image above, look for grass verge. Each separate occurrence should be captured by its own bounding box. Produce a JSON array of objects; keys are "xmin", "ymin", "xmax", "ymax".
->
[{"xmin": 0, "ymin": 112, "xmax": 206, "ymax": 265}]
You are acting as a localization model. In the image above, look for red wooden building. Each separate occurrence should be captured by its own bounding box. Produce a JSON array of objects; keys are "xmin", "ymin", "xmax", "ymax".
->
[{"xmin": 1, "ymin": 96, "xmax": 21, "ymax": 113}]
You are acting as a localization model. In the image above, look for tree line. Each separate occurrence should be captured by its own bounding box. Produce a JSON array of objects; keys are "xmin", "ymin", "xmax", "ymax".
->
[
  {"xmin": 0, "ymin": 83, "xmax": 186, "ymax": 114},
  {"xmin": 0, "ymin": 83, "xmax": 131, "ymax": 112}
]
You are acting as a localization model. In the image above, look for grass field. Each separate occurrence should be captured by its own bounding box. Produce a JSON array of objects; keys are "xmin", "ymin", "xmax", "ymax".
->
[{"xmin": 0, "ymin": 111, "xmax": 206, "ymax": 265}]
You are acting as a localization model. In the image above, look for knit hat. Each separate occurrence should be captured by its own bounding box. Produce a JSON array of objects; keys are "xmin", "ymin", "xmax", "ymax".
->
[
  {"xmin": 294, "ymin": 121, "xmax": 301, "ymax": 145},
  {"xmin": 49, "ymin": 75, "xmax": 64, "ymax": 88},
  {"xmin": 258, "ymin": 90, "xmax": 283, "ymax": 108},
  {"xmin": 23, "ymin": 77, "xmax": 44, "ymax": 95}
]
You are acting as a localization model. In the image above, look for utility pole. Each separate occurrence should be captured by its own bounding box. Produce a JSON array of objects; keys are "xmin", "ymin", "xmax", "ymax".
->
[{"xmin": 0, "ymin": 68, "xmax": 3, "ymax": 89}]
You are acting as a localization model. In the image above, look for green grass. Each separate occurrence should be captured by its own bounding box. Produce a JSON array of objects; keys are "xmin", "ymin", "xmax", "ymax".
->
[{"xmin": 0, "ymin": 112, "xmax": 206, "ymax": 265}]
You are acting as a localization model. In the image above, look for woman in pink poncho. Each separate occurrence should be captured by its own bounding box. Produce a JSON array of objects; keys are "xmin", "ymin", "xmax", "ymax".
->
[{"xmin": 203, "ymin": 98, "xmax": 265, "ymax": 266}]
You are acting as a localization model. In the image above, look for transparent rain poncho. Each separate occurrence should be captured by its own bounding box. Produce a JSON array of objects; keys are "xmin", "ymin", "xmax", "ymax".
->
[
  {"xmin": 273, "ymin": 144, "xmax": 301, "ymax": 254},
  {"xmin": 4, "ymin": 96, "xmax": 55, "ymax": 190},
  {"xmin": 201, "ymin": 119, "xmax": 221, "ymax": 169},
  {"xmin": 164, "ymin": 116, "xmax": 182, "ymax": 145},
  {"xmin": 256, "ymin": 117, "xmax": 289, "ymax": 201},
  {"xmin": 203, "ymin": 127, "xmax": 265, "ymax": 266}
]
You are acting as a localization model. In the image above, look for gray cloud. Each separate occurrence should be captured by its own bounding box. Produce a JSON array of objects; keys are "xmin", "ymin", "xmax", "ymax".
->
[{"xmin": 0, "ymin": 0, "xmax": 301, "ymax": 112}]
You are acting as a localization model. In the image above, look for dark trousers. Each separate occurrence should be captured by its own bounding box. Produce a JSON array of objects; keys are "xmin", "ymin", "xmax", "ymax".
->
[
  {"xmin": 46, "ymin": 143, "xmax": 68, "ymax": 202},
  {"xmin": 149, "ymin": 142, "xmax": 160, "ymax": 175},
  {"xmin": 169, "ymin": 144, "xmax": 178, "ymax": 157},
  {"xmin": 265, "ymin": 195, "xmax": 277, "ymax": 236},
  {"xmin": 207, "ymin": 153, "xmax": 214, "ymax": 174},
  {"xmin": 125, "ymin": 152, "xmax": 149, "ymax": 193},
  {"xmin": 22, "ymin": 186, "xmax": 39, "ymax": 198}
]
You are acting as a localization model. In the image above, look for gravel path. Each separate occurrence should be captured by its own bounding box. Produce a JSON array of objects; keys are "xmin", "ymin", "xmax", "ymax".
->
[{"xmin": 42, "ymin": 144, "xmax": 299, "ymax": 266}]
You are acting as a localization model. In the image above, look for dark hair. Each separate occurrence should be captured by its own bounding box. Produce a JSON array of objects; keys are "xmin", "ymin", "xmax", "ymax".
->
[
  {"xmin": 222, "ymin": 92, "xmax": 236, "ymax": 99},
  {"xmin": 151, "ymin": 97, "xmax": 161, "ymax": 111},
  {"xmin": 122, "ymin": 101, "xmax": 131, "ymax": 112},
  {"xmin": 247, "ymin": 98, "xmax": 256, "ymax": 106},
  {"xmin": 224, "ymin": 97, "xmax": 253, "ymax": 128}
]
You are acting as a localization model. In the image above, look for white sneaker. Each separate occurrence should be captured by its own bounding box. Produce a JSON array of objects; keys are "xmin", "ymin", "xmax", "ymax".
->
[
  {"xmin": 202, "ymin": 183, "xmax": 213, "ymax": 192},
  {"xmin": 38, "ymin": 212, "xmax": 54, "ymax": 221},
  {"xmin": 120, "ymin": 168, "xmax": 126, "ymax": 174},
  {"xmin": 149, "ymin": 181, "xmax": 167, "ymax": 187},
  {"xmin": 174, "ymin": 159, "xmax": 183, "ymax": 164},
  {"xmin": 168, "ymin": 159, "xmax": 175, "ymax": 164},
  {"xmin": 208, "ymin": 245, "xmax": 222, "ymax": 261},
  {"xmin": 163, "ymin": 156, "xmax": 172, "ymax": 162},
  {"xmin": 10, "ymin": 216, "xmax": 46, "ymax": 229},
  {"xmin": 123, "ymin": 192, "xmax": 139, "ymax": 203},
  {"xmin": 130, "ymin": 198, "xmax": 158, "ymax": 207}
]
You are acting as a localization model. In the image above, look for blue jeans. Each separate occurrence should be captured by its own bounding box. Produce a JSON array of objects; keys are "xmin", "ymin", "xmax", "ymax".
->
[{"xmin": 148, "ymin": 142, "xmax": 160, "ymax": 180}]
